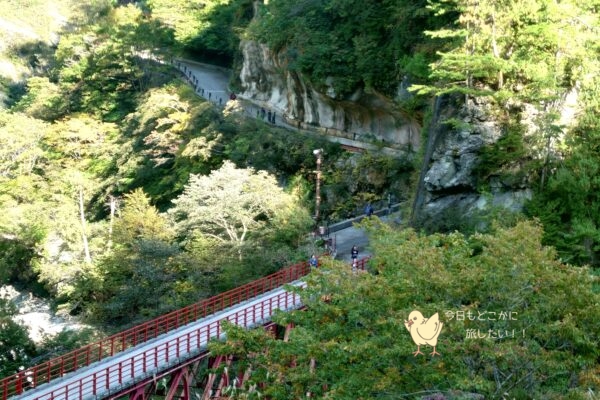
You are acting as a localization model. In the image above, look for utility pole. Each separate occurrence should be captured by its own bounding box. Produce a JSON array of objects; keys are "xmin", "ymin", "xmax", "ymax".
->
[{"xmin": 313, "ymin": 149, "xmax": 323, "ymax": 225}]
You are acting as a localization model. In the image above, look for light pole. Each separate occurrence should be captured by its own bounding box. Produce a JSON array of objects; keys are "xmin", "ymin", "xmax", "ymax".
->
[{"xmin": 313, "ymin": 149, "xmax": 323, "ymax": 225}]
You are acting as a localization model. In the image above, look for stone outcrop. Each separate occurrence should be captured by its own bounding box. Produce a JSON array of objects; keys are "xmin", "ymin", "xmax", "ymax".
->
[
  {"xmin": 237, "ymin": 28, "xmax": 580, "ymax": 231},
  {"xmin": 237, "ymin": 38, "xmax": 532, "ymax": 229},
  {"xmin": 1, "ymin": 284, "xmax": 90, "ymax": 344},
  {"xmin": 415, "ymin": 97, "xmax": 533, "ymax": 230},
  {"xmin": 238, "ymin": 40, "xmax": 420, "ymax": 151}
]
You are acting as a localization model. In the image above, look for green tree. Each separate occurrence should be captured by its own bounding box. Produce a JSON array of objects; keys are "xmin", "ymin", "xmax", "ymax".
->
[
  {"xmin": 52, "ymin": 3, "xmax": 175, "ymax": 121},
  {"xmin": 211, "ymin": 220, "xmax": 600, "ymax": 399},
  {"xmin": 527, "ymin": 146, "xmax": 600, "ymax": 266},
  {"xmin": 0, "ymin": 112, "xmax": 48, "ymax": 285},
  {"xmin": 87, "ymin": 189, "xmax": 187, "ymax": 323},
  {"xmin": 169, "ymin": 161, "xmax": 310, "ymax": 256},
  {"xmin": 146, "ymin": 0, "xmax": 253, "ymax": 64},
  {"xmin": 418, "ymin": 0, "xmax": 598, "ymax": 103},
  {"xmin": 12, "ymin": 78, "xmax": 68, "ymax": 121},
  {"xmin": 526, "ymin": 13, "xmax": 600, "ymax": 267},
  {"xmin": 0, "ymin": 298, "xmax": 36, "ymax": 377},
  {"xmin": 0, "ymin": 112, "xmax": 46, "ymax": 179},
  {"xmin": 249, "ymin": 0, "xmax": 435, "ymax": 97}
]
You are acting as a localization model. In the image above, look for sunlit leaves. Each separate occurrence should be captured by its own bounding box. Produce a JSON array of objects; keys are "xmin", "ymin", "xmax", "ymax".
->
[
  {"xmin": 113, "ymin": 189, "xmax": 174, "ymax": 245},
  {"xmin": 423, "ymin": 0, "xmax": 599, "ymax": 101},
  {"xmin": 250, "ymin": 0, "xmax": 433, "ymax": 97},
  {"xmin": 147, "ymin": 0, "xmax": 249, "ymax": 63},
  {"xmin": 12, "ymin": 78, "xmax": 68, "ymax": 121},
  {"xmin": 0, "ymin": 111, "xmax": 47, "ymax": 179},
  {"xmin": 169, "ymin": 161, "xmax": 304, "ymax": 249},
  {"xmin": 213, "ymin": 221, "xmax": 600, "ymax": 398}
]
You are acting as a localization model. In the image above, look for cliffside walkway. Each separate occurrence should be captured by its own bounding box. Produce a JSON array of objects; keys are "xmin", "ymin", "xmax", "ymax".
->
[{"xmin": 174, "ymin": 59, "xmax": 406, "ymax": 157}]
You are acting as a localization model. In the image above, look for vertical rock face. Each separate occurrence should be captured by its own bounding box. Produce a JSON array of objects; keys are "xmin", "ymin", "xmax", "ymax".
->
[
  {"xmin": 420, "ymin": 105, "xmax": 533, "ymax": 229},
  {"xmin": 420, "ymin": 88, "xmax": 579, "ymax": 229},
  {"xmin": 238, "ymin": 37, "xmax": 579, "ymax": 231},
  {"xmin": 238, "ymin": 40, "xmax": 420, "ymax": 150}
]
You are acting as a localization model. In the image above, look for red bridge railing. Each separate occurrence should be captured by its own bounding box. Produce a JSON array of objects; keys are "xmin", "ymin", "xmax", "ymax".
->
[
  {"xmin": 5, "ymin": 289, "xmax": 304, "ymax": 400},
  {"xmin": 0, "ymin": 260, "xmax": 311, "ymax": 399}
]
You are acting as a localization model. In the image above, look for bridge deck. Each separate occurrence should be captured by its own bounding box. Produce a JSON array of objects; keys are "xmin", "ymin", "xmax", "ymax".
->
[{"xmin": 10, "ymin": 282, "xmax": 304, "ymax": 400}]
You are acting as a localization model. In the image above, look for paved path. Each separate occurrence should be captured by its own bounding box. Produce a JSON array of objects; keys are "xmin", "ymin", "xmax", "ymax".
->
[
  {"xmin": 173, "ymin": 59, "xmax": 405, "ymax": 156},
  {"xmin": 322, "ymin": 207, "xmax": 403, "ymax": 264},
  {"xmin": 172, "ymin": 59, "xmax": 407, "ymax": 264},
  {"xmin": 173, "ymin": 59, "xmax": 231, "ymax": 105},
  {"xmin": 174, "ymin": 59, "xmax": 310, "ymax": 132}
]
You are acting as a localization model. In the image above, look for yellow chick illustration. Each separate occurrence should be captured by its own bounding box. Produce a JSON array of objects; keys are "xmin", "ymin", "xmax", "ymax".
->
[{"xmin": 404, "ymin": 310, "xmax": 443, "ymax": 357}]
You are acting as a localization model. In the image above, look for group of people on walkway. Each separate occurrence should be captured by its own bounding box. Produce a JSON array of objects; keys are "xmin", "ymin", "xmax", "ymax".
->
[
  {"xmin": 258, "ymin": 108, "xmax": 277, "ymax": 124},
  {"xmin": 309, "ymin": 243, "xmax": 361, "ymax": 272},
  {"xmin": 175, "ymin": 61, "xmax": 229, "ymax": 107},
  {"xmin": 176, "ymin": 61, "xmax": 283, "ymax": 126}
]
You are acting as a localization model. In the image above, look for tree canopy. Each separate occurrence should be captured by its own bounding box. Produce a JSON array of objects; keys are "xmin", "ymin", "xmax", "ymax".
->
[
  {"xmin": 248, "ymin": 0, "xmax": 439, "ymax": 97},
  {"xmin": 212, "ymin": 220, "xmax": 600, "ymax": 399},
  {"xmin": 169, "ymin": 161, "xmax": 311, "ymax": 250}
]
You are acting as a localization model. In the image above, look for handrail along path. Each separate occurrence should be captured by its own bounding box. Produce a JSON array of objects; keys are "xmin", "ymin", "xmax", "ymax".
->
[
  {"xmin": 2, "ymin": 257, "xmax": 370, "ymax": 400},
  {"xmin": 1, "ymin": 261, "xmax": 311, "ymax": 399}
]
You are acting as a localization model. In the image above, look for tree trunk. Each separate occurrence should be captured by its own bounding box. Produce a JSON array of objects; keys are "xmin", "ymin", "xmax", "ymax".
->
[
  {"xmin": 491, "ymin": 12, "xmax": 504, "ymax": 89},
  {"xmin": 107, "ymin": 195, "xmax": 117, "ymax": 251},
  {"xmin": 79, "ymin": 186, "xmax": 92, "ymax": 264},
  {"xmin": 465, "ymin": 22, "xmax": 471, "ymax": 105}
]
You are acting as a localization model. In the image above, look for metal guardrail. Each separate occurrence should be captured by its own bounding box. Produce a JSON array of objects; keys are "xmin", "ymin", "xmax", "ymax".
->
[
  {"xmin": 1, "ymin": 261, "xmax": 310, "ymax": 399},
  {"xmin": 10, "ymin": 290, "xmax": 303, "ymax": 400},
  {"xmin": 324, "ymin": 203, "xmax": 403, "ymax": 233},
  {"xmin": 4, "ymin": 257, "xmax": 370, "ymax": 400}
]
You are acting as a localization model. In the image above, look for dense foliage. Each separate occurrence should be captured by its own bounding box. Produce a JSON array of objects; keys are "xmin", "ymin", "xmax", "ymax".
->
[
  {"xmin": 1, "ymin": 0, "xmax": 599, "ymax": 394},
  {"xmin": 0, "ymin": 299, "xmax": 35, "ymax": 377},
  {"xmin": 248, "ymin": 0, "xmax": 441, "ymax": 97},
  {"xmin": 144, "ymin": 0, "xmax": 254, "ymax": 65},
  {"xmin": 212, "ymin": 221, "xmax": 600, "ymax": 399},
  {"xmin": 0, "ymin": 0, "xmax": 408, "ymax": 361},
  {"xmin": 525, "ymin": 62, "xmax": 600, "ymax": 266}
]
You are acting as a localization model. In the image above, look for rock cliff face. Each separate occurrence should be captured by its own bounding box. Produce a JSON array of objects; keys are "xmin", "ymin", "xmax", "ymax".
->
[
  {"xmin": 417, "ymin": 98, "xmax": 533, "ymax": 230},
  {"xmin": 238, "ymin": 35, "xmax": 577, "ymax": 231},
  {"xmin": 237, "ymin": 39, "xmax": 530, "ymax": 229},
  {"xmin": 238, "ymin": 40, "xmax": 420, "ymax": 150},
  {"xmin": 414, "ymin": 90, "xmax": 577, "ymax": 231}
]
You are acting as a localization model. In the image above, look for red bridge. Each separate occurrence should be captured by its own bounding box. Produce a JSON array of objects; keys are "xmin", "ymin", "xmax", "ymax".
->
[{"xmin": 1, "ymin": 258, "xmax": 369, "ymax": 400}]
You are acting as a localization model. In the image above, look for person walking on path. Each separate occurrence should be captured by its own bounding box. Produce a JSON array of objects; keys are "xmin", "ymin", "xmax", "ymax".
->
[
  {"xmin": 351, "ymin": 245, "xmax": 359, "ymax": 261},
  {"xmin": 309, "ymin": 254, "xmax": 318, "ymax": 269},
  {"xmin": 351, "ymin": 245, "xmax": 359, "ymax": 273},
  {"xmin": 365, "ymin": 203, "xmax": 374, "ymax": 217}
]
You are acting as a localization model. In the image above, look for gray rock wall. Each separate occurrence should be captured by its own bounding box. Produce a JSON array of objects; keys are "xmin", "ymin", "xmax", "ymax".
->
[
  {"xmin": 238, "ymin": 40, "xmax": 420, "ymax": 150},
  {"xmin": 238, "ymin": 36, "xmax": 580, "ymax": 231},
  {"xmin": 417, "ymin": 98, "xmax": 532, "ymax": 229}
]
